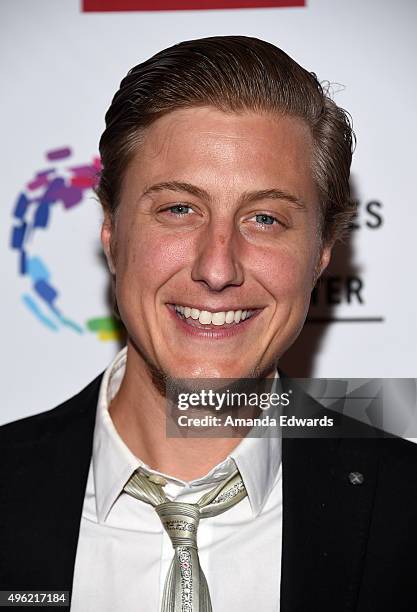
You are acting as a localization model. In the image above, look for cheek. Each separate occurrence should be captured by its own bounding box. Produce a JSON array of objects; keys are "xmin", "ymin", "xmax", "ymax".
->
[
  {"xmin": 250, "ymin": 245, "xmax": 316, "ymax": 302},
  {"xmin": 115, "ymin": 224, "xmax": 193, "ymax": 290}
]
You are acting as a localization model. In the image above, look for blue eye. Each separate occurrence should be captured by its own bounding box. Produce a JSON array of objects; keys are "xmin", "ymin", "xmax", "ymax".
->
[
  {"xmin": 255, "ymin": 214, "xmax": 277, "ymax": 225},
  {"xmin": 167, "ymin": 204, "xmax": 192, "ymax": 216}
]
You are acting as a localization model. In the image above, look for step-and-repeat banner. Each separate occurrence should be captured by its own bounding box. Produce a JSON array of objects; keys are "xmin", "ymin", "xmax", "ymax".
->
[{"xmin": 2, "ymin": 0, "xmax": 416, "ymax": 424}]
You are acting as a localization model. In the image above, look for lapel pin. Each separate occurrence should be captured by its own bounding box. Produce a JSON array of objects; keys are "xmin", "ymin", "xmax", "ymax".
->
[{"xmin": 348, "ymin": 471, "xmax": 364, "ymax": 485}]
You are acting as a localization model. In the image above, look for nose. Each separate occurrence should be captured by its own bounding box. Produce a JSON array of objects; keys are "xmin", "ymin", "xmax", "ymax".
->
[{"xmin": 191, "ymin": 222, "xmax": 244, "ymax": 291}]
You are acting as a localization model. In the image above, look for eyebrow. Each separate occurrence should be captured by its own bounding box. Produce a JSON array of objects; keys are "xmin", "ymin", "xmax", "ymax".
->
[
  {"xmin": 142, "ymin": 181, "xmax": 209, "ymax": 202},
  {"xmin": 243, "ymin": 188, "xmax": 307, "ymax": 211},
  {"xmin": 141, "ymin": 180, "xmax": 307, "ymax": 211}
]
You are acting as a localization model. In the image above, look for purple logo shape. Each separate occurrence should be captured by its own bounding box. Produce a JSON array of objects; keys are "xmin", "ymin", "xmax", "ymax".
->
[{"xmin": 10, "ymin": 147, "xmax": 102, "ymax": 333}]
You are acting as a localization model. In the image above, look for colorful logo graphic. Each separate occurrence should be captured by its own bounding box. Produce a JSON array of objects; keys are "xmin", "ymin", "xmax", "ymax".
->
[{"xmin": 10, "ymin": 147, "xmax": 122, "ymax": 341}]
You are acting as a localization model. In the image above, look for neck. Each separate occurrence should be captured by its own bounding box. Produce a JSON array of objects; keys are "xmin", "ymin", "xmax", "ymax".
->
[{"xmin": 109, "ymin": 341, "xmax": 276, "ymax": 481}]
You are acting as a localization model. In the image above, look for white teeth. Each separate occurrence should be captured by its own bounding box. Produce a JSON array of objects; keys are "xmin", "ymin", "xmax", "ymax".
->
[
  {"xmin": 174, "ymin": 305, "xmax": 254, "ymax": 327},
  {"xmin": 190, "ymin": 308, "xmax": 200, "ymax": 320},
  {"xmin": 225, "ymin": 310, "xmax": 235, "ymax": 324},
  {"xmin": 198, "ymin": 310, "xmax": 212, "ymax": 324},
  {"xmin": 211, "ymin": 312, "xmax": 226, "ymax": 326}
]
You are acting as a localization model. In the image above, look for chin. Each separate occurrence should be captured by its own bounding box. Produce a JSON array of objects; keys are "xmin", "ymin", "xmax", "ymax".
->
[
  {"xmin": 168, "ymin": 358, "xmax": 265, "ymax": 382},
  {"xmin": 166, "ymin": 363, "xmax": 238, "ymax": 380}
]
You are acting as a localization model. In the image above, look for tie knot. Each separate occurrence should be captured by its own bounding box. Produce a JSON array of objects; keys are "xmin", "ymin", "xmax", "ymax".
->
[{"xmin": 156, "ymin": 502, "xmax": 200, "ymax": 549}]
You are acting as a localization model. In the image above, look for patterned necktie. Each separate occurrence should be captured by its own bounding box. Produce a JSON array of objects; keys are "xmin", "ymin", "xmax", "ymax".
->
[{"xmin": 123, "ymin": 467, "xmax": 247, "ymax": 612}]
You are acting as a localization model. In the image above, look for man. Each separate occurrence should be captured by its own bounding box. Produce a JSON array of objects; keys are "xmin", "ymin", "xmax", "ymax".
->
[{"xmin": 1, "ymin": 36, "xmax": 417, "ymax": 612}]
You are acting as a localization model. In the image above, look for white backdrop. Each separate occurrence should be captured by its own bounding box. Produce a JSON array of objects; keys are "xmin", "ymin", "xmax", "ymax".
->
[{"xmin": 2, "ymin": 0, "xmax": 416, "ymax": 424}]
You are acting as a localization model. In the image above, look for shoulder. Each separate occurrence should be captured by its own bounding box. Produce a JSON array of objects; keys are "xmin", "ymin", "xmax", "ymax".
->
[
  {"xmin": 0, "ymin": 373, "xmax": 104, "ymax": 449},
  {"xmin": 377, "ymin": 434, "xmax": 417, "ymax": 483},
  {"xmin": 379, "ymin": 433, "xmax": 417, "ymax": 456}
]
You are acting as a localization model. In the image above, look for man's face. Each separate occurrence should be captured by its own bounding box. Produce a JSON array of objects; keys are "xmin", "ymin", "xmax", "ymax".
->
[{"xmin": 102, "ymin": 107, "xmax": 331, "ymax": 380}]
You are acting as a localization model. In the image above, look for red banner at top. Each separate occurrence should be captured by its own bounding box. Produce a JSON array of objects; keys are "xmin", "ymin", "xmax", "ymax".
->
[{"xmin": 83, "ymin": 0, "xmax": 305, "ymax": 11}]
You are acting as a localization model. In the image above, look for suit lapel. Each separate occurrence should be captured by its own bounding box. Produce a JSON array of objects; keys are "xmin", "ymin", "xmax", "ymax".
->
[
  {"xmin": 280, "ymin": 432, "xmax": 380, "ymax": 612},
  {"xmin": 0, "ymin": 375, "xmax": 101, "ymax": 592}
]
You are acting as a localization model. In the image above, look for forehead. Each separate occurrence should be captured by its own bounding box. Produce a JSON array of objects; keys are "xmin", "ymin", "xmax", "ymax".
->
[{"xmin": 123, "ymin": 106, "xmax": 316, "ymax": 202}]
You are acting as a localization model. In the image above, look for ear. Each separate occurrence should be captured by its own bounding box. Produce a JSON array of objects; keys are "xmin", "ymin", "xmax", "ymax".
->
[
  {"xmin": 101, "ymin": 212, "xmax": 116, "ymax": 275},
  {"xmin": 313, "ymin": 243, "xmax": 332, "ymax": 286}
]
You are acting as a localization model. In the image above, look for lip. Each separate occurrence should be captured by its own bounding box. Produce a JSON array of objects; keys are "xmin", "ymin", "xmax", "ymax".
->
[{"xmin": 166, "ymin": 303, "xmax": 263, "ymax": 339}]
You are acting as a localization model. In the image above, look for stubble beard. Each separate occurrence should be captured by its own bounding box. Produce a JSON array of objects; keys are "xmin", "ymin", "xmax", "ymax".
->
[{"xmin": 129, "ymin": 334, "xmax": 279, "ymax": 400}]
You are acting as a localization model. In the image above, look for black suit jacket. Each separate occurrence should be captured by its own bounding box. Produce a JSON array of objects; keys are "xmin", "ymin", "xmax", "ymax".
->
[{"xmin": 1, "ymin": 374, "xmax": 417, "ymax": 611}]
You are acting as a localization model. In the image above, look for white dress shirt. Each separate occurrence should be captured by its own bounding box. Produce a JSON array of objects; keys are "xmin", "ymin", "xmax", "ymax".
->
[{"xmin": 71, "ymin": 347, "xmax": 282, "ymax": 611}]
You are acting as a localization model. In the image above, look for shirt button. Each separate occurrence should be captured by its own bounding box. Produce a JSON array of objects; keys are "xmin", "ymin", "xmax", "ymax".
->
[{"xmin": 348, "ymin": 471, "xmax": 364, "ymax": 485}]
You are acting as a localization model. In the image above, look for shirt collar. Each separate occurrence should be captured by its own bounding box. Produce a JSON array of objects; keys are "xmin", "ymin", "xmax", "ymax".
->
[
  {"xmin": 93, "ymin": 346, "xmax": 140, "ymax": 523},
  {"xmin": 229, "ymin": 374, "xmax": 282, "ymax": 517},
  {"xmin": 93, "ymin": 347, "xmax": 281, "ymax": 522}
]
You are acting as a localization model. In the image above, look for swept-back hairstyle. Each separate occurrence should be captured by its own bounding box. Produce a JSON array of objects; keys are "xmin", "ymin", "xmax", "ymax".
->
[{"xmin": 97, "ymin": 35, "xmax": 356, "ymax": 245}]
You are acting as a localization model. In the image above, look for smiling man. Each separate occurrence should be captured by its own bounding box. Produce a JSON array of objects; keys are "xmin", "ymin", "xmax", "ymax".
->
[
  {"xmin": 104, "ymin": 107, "xmax": 324, "ymax": 382},
  {"xmin": 103, "ymin": 105, "xmax": 330, "ymax": 481},
  {"xmin": 2, "ymin": 36, "xmax": 417, "ymax": 612}
]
